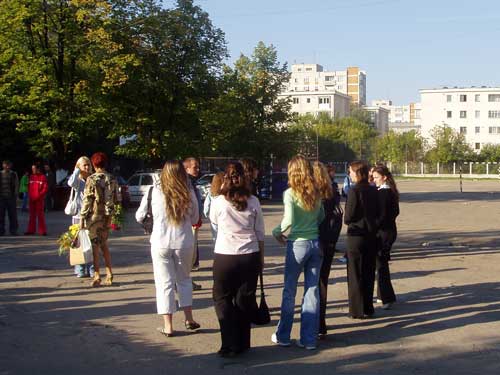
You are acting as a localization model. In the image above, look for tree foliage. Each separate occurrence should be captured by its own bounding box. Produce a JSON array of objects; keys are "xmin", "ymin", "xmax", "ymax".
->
[
  {"xmin": 375, "ymin": 130, "xmax": 425, "ymax": 163},
  {"xmin": 425, "ymin": 125, "xmax": 473, "ymax": 163}
]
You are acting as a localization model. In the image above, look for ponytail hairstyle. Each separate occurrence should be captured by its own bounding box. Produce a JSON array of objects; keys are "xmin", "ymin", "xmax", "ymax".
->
[
  {"xmin": 312, "ymin": 161, "xmax": 333, "ymax": 200},
  {"xmin": 220, "ymin": 162, "xmax": 250, "ymax": 211},
  {"xmin": 287, "ymin": 155, "xmax": 319, "ymax": 211},
  {"xmin": 373, "ymin": 164, "xmax": 399, "ymax": 201},
  {"xmin": 349, "ymin": 160, "xmax": 369, "ymax": 185}
]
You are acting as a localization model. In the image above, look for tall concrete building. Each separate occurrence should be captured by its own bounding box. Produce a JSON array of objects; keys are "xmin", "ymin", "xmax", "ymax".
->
[
  {"xmin": 285, "ymin": 63, "xmax": 367, "ymax": 106},
  {"xmin": 371, "ymin": 100, "xmax": 421, "ymax": 133},
  {"xmin": 420, "ymin": 86, "xmax": 500, "ymax": 151}
]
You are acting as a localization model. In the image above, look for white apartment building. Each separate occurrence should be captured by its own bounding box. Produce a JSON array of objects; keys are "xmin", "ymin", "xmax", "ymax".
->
[
  {"xmin": 371, "ymin": 100, "xmax": 421, "ymax": 133},
  {"xmin": 364, "ymin": 106, "xmax": 390, "ymax": 134},
  {"xmin": 285, "ymin": 63, "xmax": 367, "ymax": 105},
  {"xmin": 279, "ymin": 89, "xmax": 351, "ymax": 119},
  {"xmin": 420, "ymin": 87, "xmax": 500, "ymax": 150}
]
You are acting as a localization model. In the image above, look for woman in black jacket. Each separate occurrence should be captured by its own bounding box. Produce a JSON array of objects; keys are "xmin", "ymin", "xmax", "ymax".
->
[
  {"xmin": 344, "ymin": 161, "xmax": 379, "ymax": 319},
  {"xmin": 372, "ymin": 165, "xmax": 400, "ymax": 309}
]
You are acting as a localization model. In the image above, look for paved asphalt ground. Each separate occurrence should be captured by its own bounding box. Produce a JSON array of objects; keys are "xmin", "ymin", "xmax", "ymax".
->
[{"xmin": 1, "ymin": 179, "xmax": 500, "ymax": 375}]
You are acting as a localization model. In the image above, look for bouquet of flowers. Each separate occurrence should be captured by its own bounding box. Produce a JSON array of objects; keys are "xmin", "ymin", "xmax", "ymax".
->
[
  {"xmin": 57, "ymin": 224, "xmax": 80, "ymax": 256},
  {"xmin": 110, "ymin": 203, "xmax": 125, "ymax": 231}
]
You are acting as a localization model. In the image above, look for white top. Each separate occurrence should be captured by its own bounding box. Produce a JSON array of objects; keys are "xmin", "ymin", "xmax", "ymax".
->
[
  {"xmin": 135, "ymin": 184, "xmax": 199, "ymax": 249},
  {"xmin": 209, "ymin": 195, "xmax": 265, "ymax": 255}
]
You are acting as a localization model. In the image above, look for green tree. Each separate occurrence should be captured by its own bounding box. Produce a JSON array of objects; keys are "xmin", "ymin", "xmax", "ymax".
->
[
  {"xmin": 425, "ymin": 125, "xmax": 473, "ymax": 163},
  {"xmin": 0, "ymin": 0, "xmax": 137, "ymax": 160},
  {"xmin": 478, "ymin": 144, "xmax": 500, "ymax": 162},
  {"xmin": 375, "ymin": 130, "xmax": 425, "ymax": 163}
]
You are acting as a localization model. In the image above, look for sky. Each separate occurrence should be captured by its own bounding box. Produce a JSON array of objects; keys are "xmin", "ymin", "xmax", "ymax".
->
[{"xmin": 163, "ymin": 0, "xmax": 500, "ymax": 105}]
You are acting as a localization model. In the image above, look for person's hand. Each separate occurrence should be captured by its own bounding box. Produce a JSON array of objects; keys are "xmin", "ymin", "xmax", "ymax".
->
[
  {"xmin": 274, "ymin": 233, "xmax": 287, "ymax": 246},
  {"xmin": 192, "ymin": 218, "xmax": 202, "ymax": 229}
]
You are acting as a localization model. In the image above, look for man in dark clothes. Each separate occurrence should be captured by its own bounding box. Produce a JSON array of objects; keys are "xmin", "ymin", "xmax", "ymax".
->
[
  {"xmin": 0, "ymin": 160, "xmax": 19, "ymax": 236},
  {"xmin": 44, "ymin": 162, "xmax": 56, "ymax": 211}
]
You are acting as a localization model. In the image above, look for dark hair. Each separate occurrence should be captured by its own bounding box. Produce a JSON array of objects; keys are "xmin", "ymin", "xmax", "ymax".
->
[
  {"xmin": 349, "ymin": 160, "xmax": 369, "ymax": 185},
  {"xmin": 373, "ymin": 164, "xmax": 399, "ymax": 201},
  {"xmin": 220, "ymin": 162, "xmax": 250, "ymax": 211},
  {"xmin": 91, "ymin": 152, "xmax": 108, "ymax": 169},
  {"xmin": 240, "ymin": 158, "xmax": 257, "ymax": 190}
]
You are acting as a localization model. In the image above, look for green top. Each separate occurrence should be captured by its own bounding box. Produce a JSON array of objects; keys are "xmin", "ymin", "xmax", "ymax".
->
[
  {"xmin": 19, "ymin": 175, "xmax": 29, "ymax": 193},
  {"xmin": 272, "ymin": 188, "xmax": 324, "ymax": 241}
]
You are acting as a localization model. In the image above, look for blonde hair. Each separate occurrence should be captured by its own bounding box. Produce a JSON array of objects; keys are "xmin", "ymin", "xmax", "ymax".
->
[
  {"xmin": 210, "ymin": 171, "xmax": 225, "ymax": 197},
  {"xmin": 160, "ymin": 160, "xmax": 192, "ymax": 226},
  {"xmin": 76, "ymin": 156, "xmax": 93, "ymax": 176},
  {"xmin": 287, "ymin": 155, "xmax": 319, "ymax": 211},
  {"xmin": 312, "ymin": 161, "xmax": 333, "ymax": 200}
]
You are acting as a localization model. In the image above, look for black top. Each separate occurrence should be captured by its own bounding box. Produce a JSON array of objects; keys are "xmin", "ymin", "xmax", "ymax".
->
[
  {"xmin": 344, "ymin": 183, "xmax": 379, "ymax": 236},
  {"xmin": 376, "ymin": 188, "xmax": 399, "ymax": 232},
  {"xmin": 319, "ymin": 182, "xmax": 343, "ymax": 243}
]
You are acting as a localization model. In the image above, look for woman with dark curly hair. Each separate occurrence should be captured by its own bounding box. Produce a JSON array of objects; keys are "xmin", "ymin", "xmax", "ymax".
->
[
  {"xmin": 80, "ymin": 152, "xmax": 120, "ymax": 287},
  {"xmin": 210, "ymin": 162, "xmax": 265, "ymax": 358}
]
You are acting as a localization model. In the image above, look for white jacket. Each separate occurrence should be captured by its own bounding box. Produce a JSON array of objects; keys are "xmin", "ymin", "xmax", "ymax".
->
[{"xmin": 135, "ymin": 184, "xmax": 199, "ymax": 249}]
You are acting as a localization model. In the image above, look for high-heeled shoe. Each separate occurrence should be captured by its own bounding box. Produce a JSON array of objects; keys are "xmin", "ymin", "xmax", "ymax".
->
[{"xmin": 185, "ymin": 321, "xmax": 201, "ymax": 330}]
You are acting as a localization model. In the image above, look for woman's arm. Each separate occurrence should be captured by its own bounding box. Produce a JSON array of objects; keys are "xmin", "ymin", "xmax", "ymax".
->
[
  {"xmin": 67, "ymin": 168, "xmax": 81, "ymax": 189},
  {"xmin": 190, "ymin": 190, "xmax": 200, "ymax": 225},
  {"xmin": 135, "ymin": 189, "xmax": 149, "ymax": 223},
  {"xmin": 272, "ymin": 189, "xmax": 292, "ymax": 238},
  {"xmin": 203, "ymin": 193, "xmax": 212, "ymax": 219}
]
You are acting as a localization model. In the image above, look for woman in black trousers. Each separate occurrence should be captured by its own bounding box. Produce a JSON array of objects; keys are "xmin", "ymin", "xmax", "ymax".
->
[
  {"xmin": 209, "ymin": 162, "xmax": 265, "ymax": 357},
  {"xmin": 372, "ymin": 165, "xmax": 399, "ymax": 309},
  {"xmin": 313, "ymin": 162, "xmax": 343, "ymax": 338},
  {"xmin": 344, "ymin": 161, "xmax": 379, "ymax": 319}
]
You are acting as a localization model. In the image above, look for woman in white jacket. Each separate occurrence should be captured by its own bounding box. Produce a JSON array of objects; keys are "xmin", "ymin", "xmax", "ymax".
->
[{"xmin": 136, "ymin": 160, "xmax": 200, "ymax": 337}]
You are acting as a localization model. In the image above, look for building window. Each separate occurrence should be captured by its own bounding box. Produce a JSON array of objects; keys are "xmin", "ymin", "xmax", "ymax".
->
[
  {"xmin": 475, "ymin": 110, "xmax": 480, "ymax": 119},
  {"xmin": 297, "ymin": 68, "xmax": 302, "ymax": 72},
  {"xmin": 294, "ymin": 86, "xmax": 298, "ymax": 91},
  {"xmin": 319, "ymin": 97, "xmax": 330, "ymax": 104},
  {"xmin": 447, "ymin": 111, "xmax": 452, "ymax": 118},
  {"xmin": 460, "ymin": 111, "xmax": 467, "ymax": 118},
  {"xmin": 294, "ymin": 78, "xmax": 298, "ymax": 83},
  {"xmin": 303, "ymin": 78, "xmax": 309, "ymax": 84},
  {"xmin": 460, "ymin": 126, "xmax": 467, "ymax": 134},
  {"xmin": 488, "ymin": 94, "xmax": 500, "ymax": 102},
  {"xmin": 460, "ymin": 94, "xmax": 467, "ymax": 102},
  {"xmin": 475, "ymin": 94, "xmax": 480, "ymax": 102},
  {"xmin": 488, "ymin": 126, "xmax": 500, "ymax": 134},
  {"xmin": 488, "ymin": 110, "xmax": 500, "ymax": 118},
  {"xmin": 475, "ymin": 143, "xmax": 481, "ymax": 150},
  {"xmin": 315, "ymin": 86, "xmax": 318, "ymax": 91},
  {"xmin": 446, "ymin": 95, "xmax": 452, "ymax": 102},
  {"xmin": 475, "ymin": 126, "xmax": 480, "ymax": 134},
  {"xmin": 292, "ymin": 97, "xmax": 299, "ymax": 104},
  {"xmin": 306, "ymin": 98, "xmax": 311, "ymax": 103},
  {"xmin": 306, "ymin": 67, "xmax": 312, "ymax": 71},
  {"xmin": 305, "ymin": 86, "xmax": 310, "ymax": 91}
]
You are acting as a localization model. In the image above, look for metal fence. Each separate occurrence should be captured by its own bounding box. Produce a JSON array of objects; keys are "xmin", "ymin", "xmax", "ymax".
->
[{"xmin": 387, "ymin": 161, "xmax": 500, "ymax": 178}]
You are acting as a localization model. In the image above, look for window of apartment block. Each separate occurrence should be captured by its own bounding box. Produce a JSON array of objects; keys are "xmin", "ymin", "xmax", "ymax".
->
[
  {"xmin": 292, "ymin": 97, "xmax": 299, "ymax": 104},
  {"xmin": 460, "ymin": 94, "xmax": 467, "ymax": 102},
  {"xmin": 446, "ymin": 95, "xmax": 452, "ymax": 102},
  {"xmin": 304, "ymin": 78, "xmax": 309, "ymax": 84},
  {"xmin": 488, "ymin": 94, "xmax": 500, "ymax": 102},
  {"xmin": 488, "ymin": 110, "xmax": 500, "ymax": 118},
  {"xmin": 294, "ymin": 86, "xmax": 298, "ymax": 91},
  {"xmin": 460, "ymin": 126, "xmax": 467, "ymax": 134},
  {"xmin": 294, "ymin": 78, "xmax": 298, "ymax": 83},
  {"xmin": 488, "ymin": 127, "xmax": 500, "ymax": 134},
  {"xmin": 319, "ymin": 97, "xmax": 330, "ymax": 104},
  {"xmin": 447, "ymin": 111, "xmax": 452, "ymax": 118},
  {"xmin": 460, "ymin": 111, "xmax": 467, "ymax": 118},
  {"xmin": 298, "ymin": 68, "xmax": 302, "ymax": 72},
  {"xmin": 475, "ymin": 110, "xmax": 480, "ymax": 119},
  {"xmin": 305, "ymin": 86, "xmax": 310, "ymax": 91},
  {"xmin": 475, "ymin": 126, "xmax": 480, "ymax": 134},
  {"xmin": 306, "ymin": 98, "xmax": 311, "ymax": 103},
  {"xmin": 306, "ymin": 67, "xmax": 312, "ymax": 71},
  {"xmin": 475, "ymin": 94, "xmax": 480, "ymax": 102},
  {"xmin": 475, "ymin": 143, "xmax": 481, "ymax": 150},
  {"xmin": 315, "ymin": 87, "xmax": 318, "ymax": 91}
]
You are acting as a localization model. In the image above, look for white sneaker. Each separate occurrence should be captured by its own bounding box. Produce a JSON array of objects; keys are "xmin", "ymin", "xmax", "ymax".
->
[
  {"xmin": 382, "ymin": 302, "xmax": 393, "ymax": 310},
  {"xmin": 271, "ymin": 333, "xmax": 291, "ymax": 347},
  {"xmin": 374, "ymin": 298, "xmax": 383, "ymax": 304},
  {"xmin": 296, "ymin": 340, "xmax": 317, "ymax": 350}
]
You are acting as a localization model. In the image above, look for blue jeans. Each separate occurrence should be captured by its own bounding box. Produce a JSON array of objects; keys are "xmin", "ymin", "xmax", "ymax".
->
[
  {"xmin": 74, "ymin": 263, "xmax": 94, "ymax": 277},
  {"xmin": 276, "ymin": 239, "xmax": 323, "ymax": 347}
]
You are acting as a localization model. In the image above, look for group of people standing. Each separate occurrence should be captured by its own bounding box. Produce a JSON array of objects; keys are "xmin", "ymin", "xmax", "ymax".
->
[{"xmin": 133, "ymin": 155, "xmax": 399, "ymax": 358}]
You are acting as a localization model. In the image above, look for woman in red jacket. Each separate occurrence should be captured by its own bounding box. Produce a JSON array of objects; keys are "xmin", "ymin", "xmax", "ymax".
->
[{"xmin": 25, "ymin": 164, "xmax": 48, "ymax": 235}]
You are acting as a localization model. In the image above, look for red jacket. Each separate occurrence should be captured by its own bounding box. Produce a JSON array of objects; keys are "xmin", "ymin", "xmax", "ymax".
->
[{"xmin": 28, "ymin": 173, "xmax": 48, "ymax": 201}]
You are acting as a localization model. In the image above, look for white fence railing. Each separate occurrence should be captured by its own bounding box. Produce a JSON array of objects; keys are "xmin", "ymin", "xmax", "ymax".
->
[{"xmin": 387, "ymin": 162, "xmax": 500, "ymax": 178}]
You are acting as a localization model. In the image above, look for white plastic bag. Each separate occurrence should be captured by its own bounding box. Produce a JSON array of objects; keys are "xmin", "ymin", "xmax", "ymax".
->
[
  {"xmin": 69, "ymin": 229, "xmax": 93, "ymax": 265},
  {"xmin": 64, "ymin": 188, "xmax": 78, "ymax": 216}
]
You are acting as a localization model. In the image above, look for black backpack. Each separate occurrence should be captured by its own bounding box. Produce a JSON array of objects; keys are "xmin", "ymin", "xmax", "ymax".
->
[{"xmin": 141, "ymin": 186, "xmax": 154, "ymax": 235}]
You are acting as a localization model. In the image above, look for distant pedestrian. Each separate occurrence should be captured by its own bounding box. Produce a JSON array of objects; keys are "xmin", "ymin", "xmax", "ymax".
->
[
  {"xmin": 210, "ymin": 162, "xmax": 265, "ymax": 357},
  {"xmin": 68, "ymin": 157, "xmax": 94, "ymax": 278},
  {"xmin": 44, "ymin": 163, "xmax": 56, "ymax": 211},
  {"xmin": 136, "ymin": 160, "xmax": 201, "ymax": 337},
  {"xmin": 240, "ymin": 158, "xmax": 259, "ymax": 196},
  {"xmin": 0, "ymin": 160, "xmax": 19, "ymax": 236},
  {"xmin": 342, "ymin": 174, "xmax": 354, "ymax": 198},
  {"xmin": 344, "ymin": 161, "xmax": 379, "ymax": 319},
  {"xmin": 203, "ymin": 171, "xmax": 225, "ymax": 242},
  {"xmin": 372, "ymin": 165, "xmax": 399, "ymax": 309},
  {"xmin": 313, "ymin": 162, "xmax": 343, "ymax": 338},
  {"xmin": 272, "ymin": 155, "xmax": 324, "ymax": 350},
  {"xmin": 80, "ymin": 152, "xmax": 120, "ymax": 287},
  {"xmin": 19, "ymin": 170, "xmax": 29, "ymax": 212},
  {"xmin": 25, "ymin": 164, "xmax": 48, "ymax": 236}
]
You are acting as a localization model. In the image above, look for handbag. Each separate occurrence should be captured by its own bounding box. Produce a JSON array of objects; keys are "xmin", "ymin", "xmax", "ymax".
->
[
  {"xmin": 69, "ymin": 229, "xmax": 93, "ymax": 266},
  {"xmin": 64, "ymin": 188, "xmax": 78, "ymax": 216},
  {"xmin": 140, "ymin": 186, "xmax": 154, "ymax": 234},
  {"xmin": 252, "ymin": 270, "xmax": 271, "ymax": 325}
]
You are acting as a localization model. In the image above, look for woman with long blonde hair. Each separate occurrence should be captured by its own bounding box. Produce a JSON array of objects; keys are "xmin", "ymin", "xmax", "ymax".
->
[
  {"xmin": 135, "ymin": 160, "xmax": 200, "ymax": 337},
  {"xmin": 313, "ymin": 161, "xmax": 343, "ymax": 338},
  {"xmin": 271, "ymin": 155, "xmax": 324, "ymax": 350}
]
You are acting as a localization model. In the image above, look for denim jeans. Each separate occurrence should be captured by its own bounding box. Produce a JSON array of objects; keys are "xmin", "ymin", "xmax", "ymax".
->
[{"xmin": 276, "ymin": 239, "xmax": 323, "ymax": 347}]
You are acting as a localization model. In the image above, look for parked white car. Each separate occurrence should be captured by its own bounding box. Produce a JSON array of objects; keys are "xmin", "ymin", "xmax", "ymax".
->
[{"xmin": 127, "ymin": 171, "xmax": 160, "ymax": 203}]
